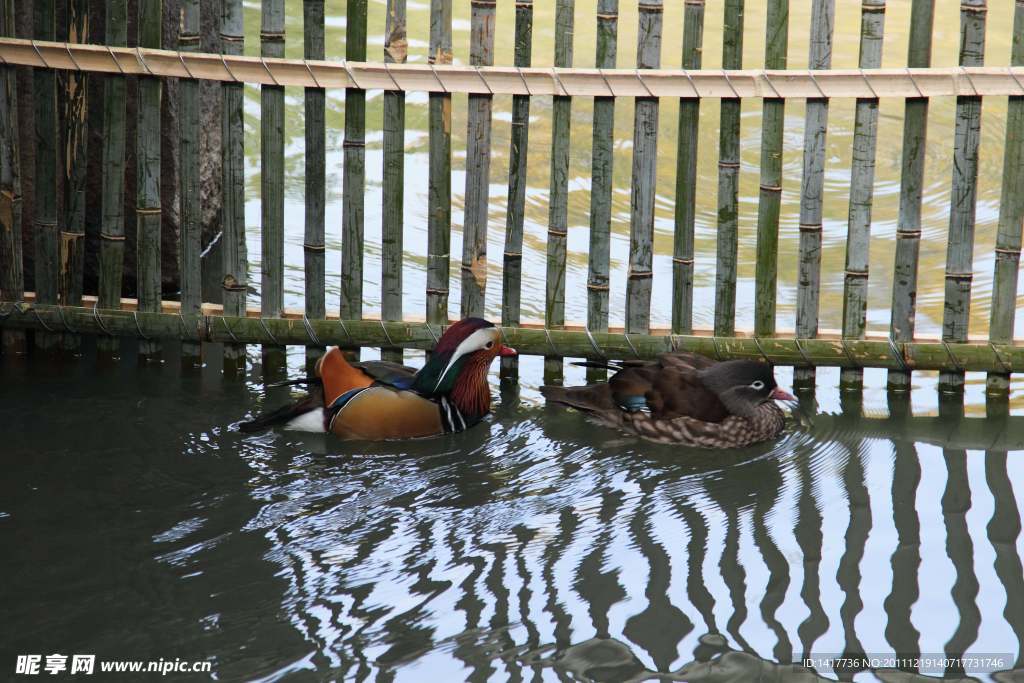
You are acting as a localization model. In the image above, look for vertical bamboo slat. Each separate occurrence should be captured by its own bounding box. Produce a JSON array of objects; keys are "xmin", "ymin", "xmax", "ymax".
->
[
  {"xmin": 0, "ymin": 0, "xmax": 23, "ymax": 355},
  {"xmin": 794, "ymin": 0, "xmax": 835, "ymax": 387},
  {"xmin": 461, "ymin": 0, "xmax": 496, "ymax": 319},
  {"xmin": 97, "ymin": 0, "xmax": 127, "ymax": 356},
  {"xmin": 342, "ymin": 0, "xmax": 367, "ymax": 341},
  {"xmin": 987, "ymin": 1, "xmax": 1024, "ymax": 396},
  {"xmin": 501, "ymin": 0, "xmax": 533, "ymax": 380},
  {"xmin": 179, "ymin": 0, "xmax": 201, "ymax": 363},
  {"xmin": 221, "ymin": 0, "xmax": 247, "ymax": 371},
  {"xmin": 136, "ymin": 0, "xmax": 162, "ymax": 359},
  {"xmin": 753, "ymin": 0, "xmax": 787, "ymax": 337},
  {"xmin": 625, "ymin": 0, "xmax": 662, "ymax": 337},
  {"xmin": 382, "ymin": 0, "xmax": 406, "ymax": 363},
  {"xmin": 33, "ymin": 0, "xmax": 58, "ymax": 351},
  {"xmin": 585, "ymin": 0, "xmax": 617, "ymax": 381},
  {"xmin": 304, "ymin": 0, "xmax": 325, "ymax": 370},
  {"xmin": 427, "ymin": 0, "xmax": 452, "ymax": 329},
  {"xmin": 888, "ymin": 0, "xmax": 934, "ymax": 390},
  {"xmin": 713, "ymin": 0, "xmax": 744, "ymax": 337},
  {"xmin": 59, "ymin": 0, "xmax": 88, "ymax": 351},
  {"xmin": 672, "ymin": 0, "xmax": 705, "ymax": 335},
  {"xmin": 940, "ymin": 0, "xmax": 987, "ymax": 392},
  {"xmin": 545, "ymin": 0, "xmax": 573, "ymax": 381},
  {"xmin": 839, "ymin": 0, "xmax": 885, "ymax": 389},
  {"xmin": 261, "ymin": 0, "xmax": 285, "ymax": 372}
]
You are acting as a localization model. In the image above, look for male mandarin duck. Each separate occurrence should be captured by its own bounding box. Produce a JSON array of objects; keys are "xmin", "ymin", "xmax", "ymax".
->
[
  {"xmin": 540, "ymin": 352, "xmax": 795, "ymax": 448},
  {"xmin": 240, "ymin": 317, "xmax": 516, "ymax": 440}
]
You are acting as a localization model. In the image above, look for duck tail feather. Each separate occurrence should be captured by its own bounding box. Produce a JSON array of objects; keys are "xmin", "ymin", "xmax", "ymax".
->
[
  {"xmin": 540, "ymin": 384, "xmax": 616, "ymax": 413},
  {"xmin": 239, "ymin": 385, "xmax": 324, "ymax": 433}
]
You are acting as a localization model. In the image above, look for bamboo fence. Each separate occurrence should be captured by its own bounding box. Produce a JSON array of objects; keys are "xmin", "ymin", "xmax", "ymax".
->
[{"xmin": 1, "ymin": 1, "xmax": 1023, "ymax": 396}]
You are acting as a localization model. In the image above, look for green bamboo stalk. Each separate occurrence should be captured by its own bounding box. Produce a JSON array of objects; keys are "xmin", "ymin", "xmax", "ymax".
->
[
  {"xmin": 753, "ymin": 0, "xmax": 787, "ymax": 337},
  {"xmin": 136, "ymin": 0, "xmax": 162, "ymax": 359},
  {"xmin": 304, "ymin": 0, "xmax": 325, "ymax": 371},
  {"xmin": 261, "ymin": 0, "xmax": 286, "ymax": 374},
  {"xmin": 0, "ymin": 0, "xmax": 23, "ymax": 355},
  {"xmin": 342, "ymin": 0, "xmax": 367, "ymax": 350},
  {"xmin": 545, "ymin": 0, "xmax": 573, "ymax": 381},
  {"xmin": 585, "ymin": 0, "xmax": 618, "ymax": 381},
  {"xmin": 673, "ymin": 0, "xmax": 705, "ymax": 336},
  {"xmin": 794, "ymin": 0, "xmax": 834, "ymax": 387},
  {"xmin": 625, "ymin": 0, "xmax": 662, "ymax": 336},
  {"xmin": 427, "ymin": 0, "xmax": 452, "ymax": 329},
  {"xmin": 180, "ymin": 0, "xmax": 201, "ymax": 363},
  {"xmin": 940, "ymin": 0, "xmax": 986, "ymax": 392},
  {"xmin": 460, "ymin": 0, "xmax": 496, "ymax": 320},
  {"xmin": 987, "ymin": 0, "xmax": 1024, "ymax": 397},
  {"xmin": 221, "ymin": 0, "xmax": 247, "ymax": 372},
  {"xmin": 97, "ymin": 0, "xmax": 128, "ymax": 356},
  {"xmin": 501, "ymin": 0, "xmax": 533, "ymax": 380},
  {"xmin": 888, "ymin": 0, "xmax": 934, "ymax": 391},
  {"xmin": 713, "ymin": 0, "xmax": 744, "ymax": 337},
  {"xmin": 58, "ymin": 0, "xmax": 88, "ymax": 352},
  {"xmin": 382, "ymin": 0, "xmax": 406, "ymax": 363},
  {"xmin": 33, "ymin": 0, "xmax": 58, "ymax": 351},
  {"xmin": 12, "ymin": 302, "xmax": 1024, "ymax": 373},
  {"xmin": 839, "ymin": 0, "xmax": 885, "ymax": 390}
]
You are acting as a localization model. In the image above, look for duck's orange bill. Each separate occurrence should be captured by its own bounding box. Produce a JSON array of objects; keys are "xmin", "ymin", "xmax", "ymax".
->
[
  {"xmin": 499, "ymin": 346, "xmax": 518, "ymax": 357},
  {"xmin": 771, "ymin": 387, "xmax": 796, "ymax": 401}
]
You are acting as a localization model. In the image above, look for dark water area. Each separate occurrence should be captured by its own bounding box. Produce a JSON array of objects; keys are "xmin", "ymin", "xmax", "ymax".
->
[{"xmin": 3, "ymin": 341, "xmax": 1024, "ymax": 682}]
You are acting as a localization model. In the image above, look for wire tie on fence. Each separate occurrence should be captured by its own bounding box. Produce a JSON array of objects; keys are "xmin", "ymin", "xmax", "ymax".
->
[
  {"xmin": 722, "ymin": 71, "xmax": 740, "ymax": 99},
  {"xmin": 65, "ymin": 43, "xmax": 83, "ymax": 72},
  {"xmin": 859, "ymin": 68, "xmax": 879, "ymax": 98},
  {"xmin": 32, "ymin": 307, "xmax": 54, "ymax": 333},
  {"xmin": 177, "ymin": 312, "xmax": 190, "ymax": 340},
  {"xmin": 177, "ymin": 51, "xmax": 196, "ymax": 79},
  {"xmin": 379, "ymin": 319, "xmax": 396, "ymax": 347},
  {"xmin": 793, "ymin": 338, "xmax": 813, "ymax": 367},
  {"xmin": 886, "ymin": 336, "xmax": 909, "ymax": 372},
  {"xmin": 516, "ymin": 66, "xmax": 533, "ymax": 95},
  {"xmin": 761, "ymin": 72, "xmax": 782, "ymax": 98},
  {"xmin": 258, "ymin": 317, "xmax": 280, "ymax": 345},
  {"xmin": 31, "ymin": 41, "xmax": 49, "ymax": 69},
  {"xmin": 544, "ymin": 327, "xmax": 557, "ymax": 356},
  {"xmin": 260, "ymin": 57, "xmax": 280, "ymax": 86},
  {"xmin": 808, "ymin": 71, "xmax": 827, "ymax": 99},
  {"xmin": 221, "ymin": 316, "xmax": 239, "ymax": 343},
  {"xmin": 989, "ymin": 341, "xmax": 1012, "ymax": 374},
  {"xmin": 551, "ymin": 67, "xmax": 567, "ymax": 97},
  {"xmin": 942, "ymin": 340, "xmax": 964, "ymax": 373},
  {"xmin": 622, "ymin": 331, "xmax": 640, "ymax": 359},
  {"xmin": 682, "ymin": 69, "xmax": 699, "ymax": 98},
  {"xmin": 475, "ymin": 66, "xmax": 493, "ymax": 95},
  {"xmin": 905, "ymin": 68, "xmax": 924, "ymax": 98},
  {"xmin": 344, "ymin": 61, "xmax": 365, "ymax": 89},
  {"xmin": 752, "ymin": 336, "xmax": 772, "ymax": 365},
  {"xmin": 135, "ymin": 47, "xmax": 154, "ymax": 76},
  {"xmin": 133, "ymin": 311, "xmax": 151, "ymax": 340},
  {"xmin": 840, "ymin": 338, "xmax": 860, "ymax": 368},
  {"xmin": 428, "ymin": 63, "xmax": 448, "ymax": 93},
  {"xmin": 710, "ymin": 335, "xmax": 723, "ymax": 361},
  {"xmin": 636, "ymin": 69, "xmax": 655, "ymax": 98},
  {"xmin": 56, "ymin": 304, "xmax": 76, "ymax": 334},
  {"xmin": 92, "ymin": 302, "xmax": 113, "ymax": 336},
  {"xmin": 304, "ymin": 60, "xmax": 323, "ymax": 89},
  {"xmin": 302, "ymin": 314, "xmax": 321, "ymax": 346},
  {"xmin": 105, "ymin": 45, "xmax": 125, "ymax": 74},
  {"xmin": 220, "ymin": 54, "xmax": 239, "ymax": 82},
  {"xmin": 1008, "ymin": 67, "xmax": 1024, "ymax": 95},
  {"xmin": 584, "ymin": 325, "xmax": 605, "ymax": 358},
  {"xmin": 960, "ymin": 66, "xmax": 979, "ymax": 97},
  {"xmin": 596, "ymin": 68, "xmax": 614, "ymax": 96},
  {"xmin": 382, "ymin": 61, "xmax": 401, "ymax": 91},
  {"xmin": 338, "ymin": 318, "xmax": 354, "ymax": 345}
]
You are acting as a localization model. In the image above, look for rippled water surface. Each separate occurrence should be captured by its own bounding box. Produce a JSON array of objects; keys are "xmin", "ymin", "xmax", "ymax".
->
[{"xmin": 3, "ymin": 343, "xmax": 1024, "ymax": 681}]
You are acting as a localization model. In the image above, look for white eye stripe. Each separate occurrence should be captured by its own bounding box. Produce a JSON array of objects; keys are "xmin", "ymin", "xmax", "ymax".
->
[
  {"xmin": 751, "ymin": 380, "xmax": 765, "ymax": 390},
  {"xmin": 434, "ymin": 327, "xmax": 499, "ymax": 392}
]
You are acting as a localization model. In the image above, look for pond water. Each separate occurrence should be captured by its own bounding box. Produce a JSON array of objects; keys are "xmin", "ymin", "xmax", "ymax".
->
[{"xmin": 3, "ymin": 342, "xmax": 1024, "ymax": 681}]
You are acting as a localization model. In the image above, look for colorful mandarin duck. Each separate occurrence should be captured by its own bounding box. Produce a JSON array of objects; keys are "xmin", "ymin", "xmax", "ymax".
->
[
  {"xmin": 240, "ymin": 318, "xmax": 516, "ymax": 440},
  {"xmin": 540, "ymin": 352, "xmax": 795, "ymax": 448}
]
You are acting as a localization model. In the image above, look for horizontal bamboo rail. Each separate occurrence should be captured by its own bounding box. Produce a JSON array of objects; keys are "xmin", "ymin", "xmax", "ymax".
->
[
  {"xmin": 5, "ymin": 299, "xmax": 1024, "ymax": 374},
  {"xmin": 7, "ymin": 38, "xmax": 1024, "ymax": 98}
]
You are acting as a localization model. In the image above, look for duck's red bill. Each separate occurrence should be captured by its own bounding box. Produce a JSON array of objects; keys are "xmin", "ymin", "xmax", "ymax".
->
[
  {"xmin": 499, "ymin": 346, "xmax": 518, "ymax": 357},
  {"xmin": 771, "ymin": 387, "xmax": 796, "ymax": 401}
]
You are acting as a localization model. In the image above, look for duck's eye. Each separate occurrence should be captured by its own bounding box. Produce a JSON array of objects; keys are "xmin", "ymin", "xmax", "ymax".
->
[
  {"xmin": 485, "ymin": 341, "xmax": 494, "ymax": 349},
  {"xmin": 750, "ymin": 380, "xmax": 765, "ymax": 391}
]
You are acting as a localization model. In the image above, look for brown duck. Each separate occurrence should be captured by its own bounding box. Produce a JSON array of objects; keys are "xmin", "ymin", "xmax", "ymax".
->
[{"xmin": 540, "ymin": 353, "xmax": 795, "ymax": 448}]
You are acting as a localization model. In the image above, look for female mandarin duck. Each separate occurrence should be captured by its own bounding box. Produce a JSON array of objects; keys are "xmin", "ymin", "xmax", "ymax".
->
[
  {"xmin": 241, "ymin": 318, "xmax": 516, "ymax": 440},
  {"xmin": 541, "ymin": 352, "xmax": 795, "ymax": 448}
]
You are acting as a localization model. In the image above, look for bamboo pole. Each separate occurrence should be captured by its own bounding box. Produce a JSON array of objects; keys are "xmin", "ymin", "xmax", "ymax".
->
[
  {"xmin": 839, "ymin": 0, "xmax": 885, "ymax": 389},
  {"xmin": 221, "ymin": 0, "xmax": 247, "ymax": 372},
  {"xmin": 888, "ymin": 0, "xmax": 934, "ymax": 391},
  {"xmin": 382, "ymin": 0, "xmax": 405, "ymax": 363},
  {"xmin": 987, "ymin": 1, "xmax": 1024, "ymax": 397},
  {"xmin": 672, "ymin": 1, "xmax": 705, "ymax": 336},
  {"xmin": 940, "ymin": 0, "xmax": 986, "ymax": 392},
  {"xmin": 342, "ymin": 0, "xmax": 367, "ymax": 354},
  {"xmin": 427, "ymin": 0, "xmax": 452, "ymax": 329},
  {"xmin": 585, "ymin": 0, "xmax": 618, "ymax": 381},
  {"xmin": 753, "ymin": 0, "xmax": 787, "ymax": 337},
  {"xmin": 794, "ymin": 0, "xmax": 835, "ymax": 387},
  {"xmin": 460, "ymin": 0, "xmax": 495, "ymax": 319},
  {"xmin": 501, "ymin": 0, "xmax": 533, "ymax": 380},
  {"xmin": 97, "ymin": 0, "xmax": 127, "ymax": 357},
  {"xmin": 58, "ymin": 0, "xmax": 88, "ymax": 352},
  {"xmin": 33, "ymin": 0, "xmax": 58, "ymax": 351},
  {"xmin": 714, "ymin": 0, "xmax": 744, "ymax": 337},
  {"xmin": 0, "ymin": 0, "xmax": 23, "ymax": 355},
  {"xmin": 545, "ymin": 0, "xmax": 574, "ymax": 382},
  {"xmin": 304, "ymin": 0, "xmax": 325, "ymax": 371},
  {"xmin": 261, "ymin": 0, "xmax": 286, "ymax": 374},
  {"xmin": 180, "ymin": 0, "xmax": 201, "ymax": 363},
  {"xmin": 10, "ymin": 301, "xmax": 1024, "ymax": 373},
  {"xmin": 137, "ymin": 0, "xmax": 162, "ymax": 359}
]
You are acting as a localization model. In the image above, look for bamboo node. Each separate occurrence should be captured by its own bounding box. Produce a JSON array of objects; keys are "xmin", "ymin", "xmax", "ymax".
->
[
  {"xmin": 960, "ymin": 3, "xmax": 987, "ymax": 12},
  {"xmin": 596, "ymin": 13, "xmax": 618, "ymax": 20},
  {"xmin": 861, "ymin": 3, "xmax": 886, "ymax": 11},
  {"xmin": 944, "ymin": 271, "xmax": 974, "ymax": 281},
  {"xmin": 759, "ymin": 184, "xmax": 782, "ymax": 192},
  {"xmin": 178, "ymin": 34, "xmax": 200, "ymax": 45},
  {"xmin": 799, "ymin": 223, "xmax": 823, "ymax": 233},
  {"xmin": 638, "ymin": 5, "xmax": 664, "ymax": 13},
  {"xmin": 718, "ymin": 161, "xmax": 740, "ymax": 169},
  {"xmin": 845, "ymin": 269, "xmax": 869, "ymax": 278},
  {"xmin": 672, "ymin": 257, "xmax": 694, "ymax": 265},
  {"xmin": 470, "ymin": 0, "xmax": 497, "ymax": 6},
  {"xmin": 303, "ymin": 243, "xmax": 326, "ymax": 252},
  {"xmin": 628, "ymin": 270, "xmax": 653, "ymax": 280},
  {"xmin": 896, "ymin": 229, "xmax": 922, "ymax": 238},
  {"xmin": 426, "ymin": 288, "xmax": 449, "ymax": 295},
  {"xmin": 503, "ymin": 251, "xmax": 523, "ymax": 258},
  {"xmin": 586, "ymin": 283, "xmax": 610, "ymax": 291},
  {"xmin": 342, "ymin": 139, "xmax": 366, "ymax": 148},
  {"xmin": 136, "ymin": 207, "xmax": 162, "ymax": 216},
  {"xmin": 995, "ymin": 247, "xmax": 1020, "ymax": 258},
  {"xmin": 259, "ymin": 31, "xmax": 286, "ymax": 41},
  {"xmin": 99, "ymin": 232, "xmax": 126, "ymax": 242},
  {"xmin": 514, "ymin": 2, "xmax": 533, "ymax": 8},
  {"xmin": 547, "ymin": 228, "xmax": 568, "ymax": 237}
]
